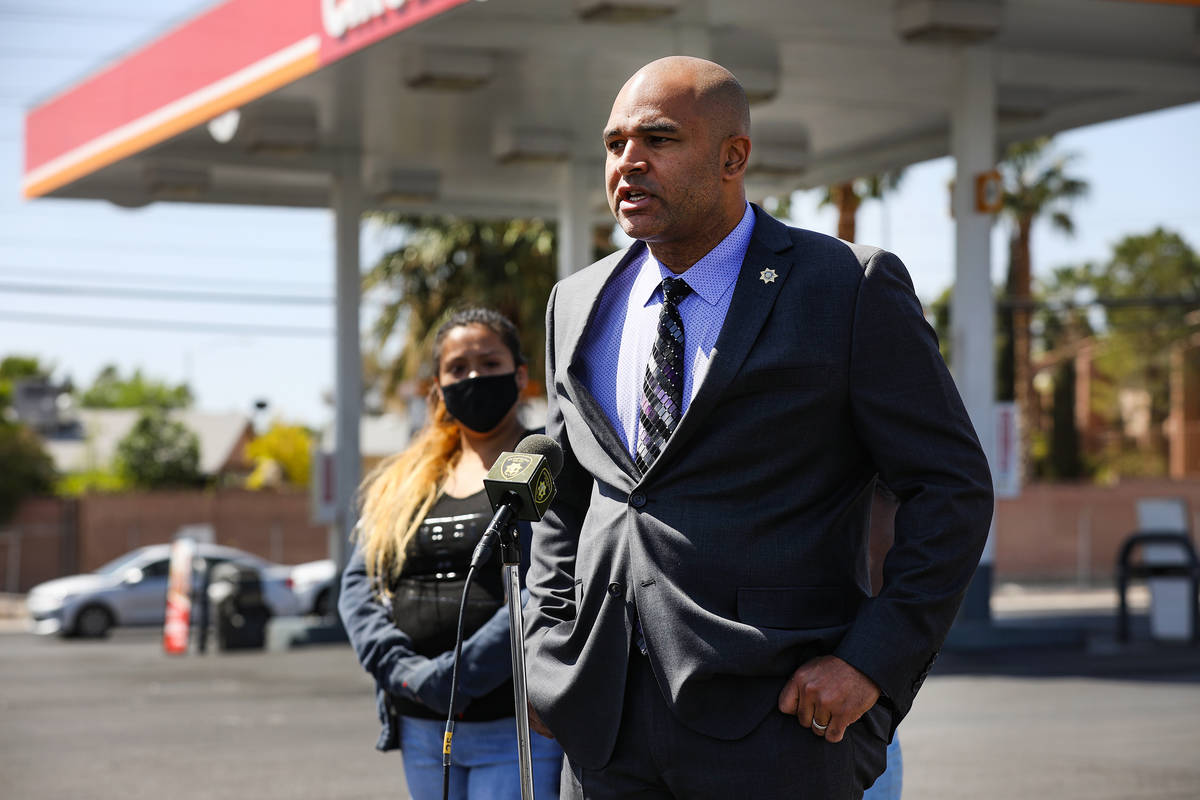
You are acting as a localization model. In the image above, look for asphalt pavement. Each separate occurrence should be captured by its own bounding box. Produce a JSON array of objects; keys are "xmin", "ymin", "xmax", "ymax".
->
[{"xmin": 1, "ymin": 590, "xmax": 1198, "ymax": 800}]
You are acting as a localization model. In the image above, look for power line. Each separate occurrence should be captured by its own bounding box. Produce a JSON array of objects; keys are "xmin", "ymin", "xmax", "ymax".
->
[
  {"xmin": 0, "ymin": 280, "xmax": 333, "ymax": 306},
  {"xmin": 0, "ymin": 10, "xmax": 166, "ymax": 24},
  {"xmin": 0, "ymin": 52, "xmax": 95, "ymax": 62},
  {"xmin": 0, "ymin": 235, "xmax": 332, "ymax": 260},
  {"xmin": 999, "ymin": 295, "xmax": 1200, "ymax": 311},
  {"xmin": 0, "ymin": 264, "xmax": 330, "ymax": 292},
  {"xmin": 0, "ymin": 310, "xmax": 332, "ymax": 338}
]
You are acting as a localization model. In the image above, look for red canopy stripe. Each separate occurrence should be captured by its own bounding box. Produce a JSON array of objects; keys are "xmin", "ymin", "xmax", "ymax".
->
[{"xmin": 22, "ymin": 0, "xmax": 471, "ymax": 199}]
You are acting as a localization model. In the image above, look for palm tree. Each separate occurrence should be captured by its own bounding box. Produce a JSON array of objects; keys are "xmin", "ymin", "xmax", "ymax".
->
[
  {"xmin": 363, "ymin": 216, "xmax": 624, "ymax": 402},
  {"xmin": 820, "ymin": 171, "xmax": 904, "ymax": 243},
  {"xmin": 999, "ymin": 138, "xmax": 1089, "ymax": 477},
  {"xmin": 363, "ymin": 214, "xmax": 559, "ymax": 400}
]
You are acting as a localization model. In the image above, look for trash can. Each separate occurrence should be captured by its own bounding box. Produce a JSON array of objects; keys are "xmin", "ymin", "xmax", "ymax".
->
[
  {"xmin": 1137, "ymin": 499, "xmax": 1196, "ymax": 643},
  {"xmin": 207, "ymin": 562, "xmax": 271, "ymax": 651}
]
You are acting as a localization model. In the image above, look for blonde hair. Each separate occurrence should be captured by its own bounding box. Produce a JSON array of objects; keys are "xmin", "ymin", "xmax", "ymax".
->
[
  {"xmin": 356, "ymin": 389, "xmax": 460, "ymax": 593},
  {"xmin": 354, "ymin": 307, "xmax": 527, "ymax": 592}
]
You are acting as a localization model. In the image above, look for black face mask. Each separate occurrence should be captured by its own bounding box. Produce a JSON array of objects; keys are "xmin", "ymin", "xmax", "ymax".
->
[{"xmin": 440, "ymin": 372, "xmax": 519, "ymax": 433}]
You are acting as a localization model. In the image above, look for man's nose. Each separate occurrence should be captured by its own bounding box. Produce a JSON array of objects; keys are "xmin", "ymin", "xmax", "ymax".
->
[{"xmin": 616, "ymin": 142, "xmax": 647, "ymax": 175}]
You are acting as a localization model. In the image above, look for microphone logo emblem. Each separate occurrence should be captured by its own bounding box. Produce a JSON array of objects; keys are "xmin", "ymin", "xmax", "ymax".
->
[
  {"xmin": 501, "ymin": 454, "xmax": 533, "ymax": 479},
  {"xmin": 534, "ymin": 468, "xmax": 553, "ymax": 504}
]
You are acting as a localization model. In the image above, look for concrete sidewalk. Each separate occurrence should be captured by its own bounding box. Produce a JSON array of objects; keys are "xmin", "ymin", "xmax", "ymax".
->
[
  {"xmin": 991, "ymin": 581, "xmax": 1149, "ymax": 616},
  {"xmin": 3, "ymin": 580, "xmax": 1198, "ymax": 799},
  {"xmin": 0, "ymin": 592, "xmax": 26, "ymax": 632},
  {"xmin": 3, "ymin": 624, "xmax": 1198, "ymax": 800}
]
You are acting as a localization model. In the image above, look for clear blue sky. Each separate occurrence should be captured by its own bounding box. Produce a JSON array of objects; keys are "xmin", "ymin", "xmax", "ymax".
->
[{"xmin": 3, "ymin": 1, "xmax": 1198, "ymax": 428}]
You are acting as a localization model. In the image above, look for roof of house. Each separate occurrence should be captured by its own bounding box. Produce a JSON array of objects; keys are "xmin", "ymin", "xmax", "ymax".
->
[
  {"xmin": 42, "ymin": 409, "xmax": 252, "ymax": 476},
  {"xmin": 317, "ymin": 398, "xmax": 548, "ymax": 460}
]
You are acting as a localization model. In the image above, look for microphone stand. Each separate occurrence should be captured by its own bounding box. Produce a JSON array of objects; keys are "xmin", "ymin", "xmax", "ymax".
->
[{"xmin": 498, "ymin": 519, "xmax": 536, "ymax": 800}]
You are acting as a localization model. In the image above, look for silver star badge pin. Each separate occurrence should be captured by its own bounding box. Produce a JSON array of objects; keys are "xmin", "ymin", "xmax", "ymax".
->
[{"xmin": 759, "ymin": 268, "xmax": 778, "ymax": 284}]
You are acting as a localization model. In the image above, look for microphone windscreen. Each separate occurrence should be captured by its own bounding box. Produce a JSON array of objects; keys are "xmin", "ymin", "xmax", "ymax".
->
[{"xmin": 516, "ymin": 434, "xmax": 564, "ymax": 478}]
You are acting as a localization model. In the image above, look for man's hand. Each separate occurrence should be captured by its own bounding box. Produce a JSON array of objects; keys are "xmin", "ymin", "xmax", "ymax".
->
[
  {"xmin": 777, "ymin": 655, "xmax": 880, "ymax": 743},
  {"xmin": 527, "ymin": 701, "xmax": 555, "ymax": 739}
]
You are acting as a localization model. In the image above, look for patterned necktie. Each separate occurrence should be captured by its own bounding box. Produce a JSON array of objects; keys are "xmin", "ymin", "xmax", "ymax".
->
[{"xmin": 635, "ymin": 276, "xmax": 693, "ymax": 474}]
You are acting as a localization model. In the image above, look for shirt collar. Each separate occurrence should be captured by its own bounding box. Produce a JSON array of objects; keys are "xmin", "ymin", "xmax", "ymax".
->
[{"xmin": 634, "ymin": 202, "xmax": 756, "ymax": 308}]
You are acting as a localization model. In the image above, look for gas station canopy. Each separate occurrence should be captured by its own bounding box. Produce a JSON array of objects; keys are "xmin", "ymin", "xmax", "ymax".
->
[
  {"xmin": 22, "ymin": 0, "xmax": 1200, "ymax": 218},
  {"xmin": 19, "ymin": 0, "xmax": 1200, "ymax": 613}
]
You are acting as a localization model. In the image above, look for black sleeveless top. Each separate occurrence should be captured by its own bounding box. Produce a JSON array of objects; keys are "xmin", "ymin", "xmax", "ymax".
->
[{"xmin": 388, "ymin": 489, "xmax": 513, "ymax": 721}]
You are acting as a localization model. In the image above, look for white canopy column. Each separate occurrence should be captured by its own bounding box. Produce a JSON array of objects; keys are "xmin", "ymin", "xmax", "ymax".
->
[
  {"xmin": 331, "ymin": 153, "xmax": 363, "ymax": 571},
  {"xmin": 950, "ymin": 44, "xmax": 998, "ymax": 623},
  {"xmin": 558, "ymin": 159, "xmax": 594, "ymax": 280}
]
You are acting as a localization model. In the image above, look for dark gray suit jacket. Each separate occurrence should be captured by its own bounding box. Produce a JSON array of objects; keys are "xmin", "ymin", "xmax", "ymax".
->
[{"xmin": 525, "ymin": 206, "xmax": 993, "ymax": 769}]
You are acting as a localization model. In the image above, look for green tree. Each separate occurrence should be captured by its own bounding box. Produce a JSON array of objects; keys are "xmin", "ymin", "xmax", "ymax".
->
[
  {"xmin": 998, "ymin": 138, "xmax": 1089, "ymax": 473},
  {"xmin": 1027, "ymin": 263, "xmax": 1097, "ymax": 480},
  {"xmin": 245, "ymin": 423, "xmax": 313, "ymax": 490},
  {"xmin": 1092, "ymin": 229, "xmax": 1200, "ymax": 473},
  {"xmin": 1047, "ymin": 360, "xmax": 1084, "ymax": 480},
  {"xmin": 365, "ymin": 215, "xmax": 558, "ymax": 396},
  {"xmin": 80, "ymin": 365, "xmax": 192, "ymax": 409},
  {"xmin": 115, "ymin": 409, "xmax": 202, "ymax": 489},
  {"xmin": 928, "ymin": 284, "xmax": 1011, "ymax": 374},
  {"xmin": 1034, "ymin": 263, "xmax": 1097, "ymax": 356},
  {"xmin": 56, "ymin": 469, "xmax": 131, "ymax": 497},
  {"xmin": 929, "ymin": 286, "xmax": 953, "ymax": 366},
  {"xmin": 0, "ymin": 420, "xmax": 56, "ymax": 522},
  {"xmin": 0, "ymin": 355, "xmax": 51, "ymax": 411}
]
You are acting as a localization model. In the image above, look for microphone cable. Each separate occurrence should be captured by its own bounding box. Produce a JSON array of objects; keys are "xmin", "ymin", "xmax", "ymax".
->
[
  {"xmin": 439, "ymin": 433, "xmax": 563, "ymax": 800},
  {"xmin": 442, "ymin": 562, "xmax": 478, "ymax": 800},
  {"xmin": 441, "ymin": 498, "xmax": 512, "ymax": 799}
]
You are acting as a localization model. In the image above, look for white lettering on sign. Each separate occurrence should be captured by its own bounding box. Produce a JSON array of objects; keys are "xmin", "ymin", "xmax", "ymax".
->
[{"xmin": 321, "ymin": 0, "xmax": 408, "ymax": 39}]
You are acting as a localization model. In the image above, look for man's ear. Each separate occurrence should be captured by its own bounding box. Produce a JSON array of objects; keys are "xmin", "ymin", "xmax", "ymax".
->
[{"xmin": 722, "ymin": 135, "xmax": 751, "ymax": 178}]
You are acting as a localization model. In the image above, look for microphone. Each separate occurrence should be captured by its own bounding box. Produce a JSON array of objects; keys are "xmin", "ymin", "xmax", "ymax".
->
[
  {"xmin": 448, "ymin": 435, "xmax": 563, "ymax": 797},
  {"xmin": 484, "ymin": 434, "xmax": 563, "ymax": 521},
  {"xmin": 470, "ymin": 435, "xmax": 564, "ymax": 569}
]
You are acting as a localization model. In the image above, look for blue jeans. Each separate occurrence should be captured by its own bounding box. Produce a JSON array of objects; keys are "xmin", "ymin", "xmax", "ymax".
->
[
  {"xmin": 862, "ymin": 736, "xmax": 903, "ymax": 800},
  {"xmin": 400, "ymin": 715, "xmax": 563, "ymax": 800}
]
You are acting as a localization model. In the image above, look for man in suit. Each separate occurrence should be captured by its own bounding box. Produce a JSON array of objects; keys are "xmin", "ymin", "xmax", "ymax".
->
[{"xmin": 524, "ymin": 56, "xmax": 993, "ymax": 799}]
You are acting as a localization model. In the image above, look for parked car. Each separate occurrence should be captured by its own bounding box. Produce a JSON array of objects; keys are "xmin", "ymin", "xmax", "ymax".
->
[
  {"xmin": 288, "ymin": 558, "xmax": 337, "ymax": 616},
  {"xmin": 26, "ymin": 543, "xmax": 300, "ymax": 638}
]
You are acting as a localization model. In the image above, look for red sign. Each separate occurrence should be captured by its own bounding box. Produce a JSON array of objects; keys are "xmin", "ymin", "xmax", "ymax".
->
[{"xmin": 317, "ymin": 0, "xmax": 472, "ymax": 66}]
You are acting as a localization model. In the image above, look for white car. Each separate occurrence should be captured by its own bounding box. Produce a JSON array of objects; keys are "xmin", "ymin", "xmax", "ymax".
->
[
  {"xmin": 26, "ymin": 543, "xmax": 300, "ymax": 638},
  {"xmin": 288, "ymin": 559, "xmax": 337, "ymax": 616}
]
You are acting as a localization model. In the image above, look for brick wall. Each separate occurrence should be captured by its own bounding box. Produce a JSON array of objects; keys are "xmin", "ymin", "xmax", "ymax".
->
[
  {"xmin": 75, "ymin": 489, "xmax": 328, "ymax": 571},
  {"xmin": 209, "ymin": 490, "xmax": 329, "ymax": 566},
  {"xmin": 7, "ymin": 479, "xmax": 1200, "ymax": 591},
  {"xmin": 994, "ymin": 479, "xmax": 1200, "ymax": 581},
  {"xmin": 0, "ymin": 497, "xmax": 74, "ymax": 592},
  {"xmin": 76, "ymin": 491, "xmax": 213, "ymax": 572},
  {"xmin": 3, "ymin": 490, "xmax": 328, "ymax": 591}
]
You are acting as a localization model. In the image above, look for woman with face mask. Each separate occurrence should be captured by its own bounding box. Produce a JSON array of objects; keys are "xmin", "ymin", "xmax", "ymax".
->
[{"xmin": 339, "ymin": 307, "xmax": 563, "ymax": 800}]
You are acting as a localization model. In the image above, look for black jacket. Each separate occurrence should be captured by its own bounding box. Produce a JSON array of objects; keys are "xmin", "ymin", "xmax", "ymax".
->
[{"xmin": 339, "ymin": 519, "xmax": 533, "ymax": 751}]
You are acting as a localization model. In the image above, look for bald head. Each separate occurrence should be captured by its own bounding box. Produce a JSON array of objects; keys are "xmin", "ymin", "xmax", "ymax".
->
[
  {"xmin": 619, "ymin": 56, "xmax": 751, "ymax": 141},
  {"xmin": 602, "ymin": 56, "xmax": 753, "ymax": 272}
]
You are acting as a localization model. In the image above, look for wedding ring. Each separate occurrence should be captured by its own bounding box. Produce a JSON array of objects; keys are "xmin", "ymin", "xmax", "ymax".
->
[{"xmin": 812, "ymin": 718, "xmax": 829, "ymax": 732}]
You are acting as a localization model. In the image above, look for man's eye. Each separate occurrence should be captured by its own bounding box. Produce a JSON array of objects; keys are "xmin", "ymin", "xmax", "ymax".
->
[{"xmin": 607, "ymin": 140, "xmax": 624, "ymax": 154}]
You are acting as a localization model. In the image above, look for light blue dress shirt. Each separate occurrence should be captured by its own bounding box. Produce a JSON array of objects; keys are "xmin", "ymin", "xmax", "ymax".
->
[{"xmin": 579, "ymin": 203, "xmax": 756, "ymax": 457}]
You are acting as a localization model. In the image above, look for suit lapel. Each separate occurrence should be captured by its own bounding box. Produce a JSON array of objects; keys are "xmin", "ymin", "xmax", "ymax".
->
[
  {"xmin": 641, "ymin": 207, "xmax": 796, "ymax": 480},
  {"xmin": 562, "ymin": 243, "xmax": 644, "ymax": 480}
]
